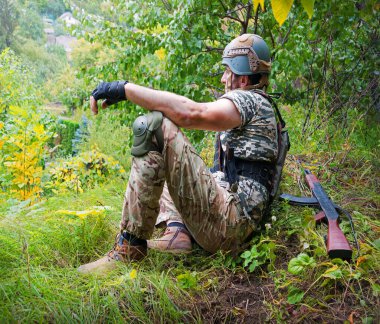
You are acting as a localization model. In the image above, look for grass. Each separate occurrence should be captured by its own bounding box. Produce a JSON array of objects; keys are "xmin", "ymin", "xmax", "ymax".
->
[{"xmin": 0, "ymin": 107, "xmax": 379, "ymax": 323}]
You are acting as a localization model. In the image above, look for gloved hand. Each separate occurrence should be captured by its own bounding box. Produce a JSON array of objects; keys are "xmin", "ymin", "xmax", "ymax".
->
[{"xmin": 91, "ymin": 80, "xmax": 128, "ymax": 106}]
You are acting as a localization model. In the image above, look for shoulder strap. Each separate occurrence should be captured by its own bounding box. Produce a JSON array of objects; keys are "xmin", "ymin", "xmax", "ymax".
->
[{"xmin": 252, "ymin": 90, "xmax": 286, "ymax": 129}]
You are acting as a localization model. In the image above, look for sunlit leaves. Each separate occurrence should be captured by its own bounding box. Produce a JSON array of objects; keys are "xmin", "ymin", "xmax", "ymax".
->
[
  {"xmin": 300, "ymin": 0, "xmax": 315, "ymax": 19},
  {"xmin": 288, "ymin": 253, "xmax": 316, "ymax": 275},
  {"xmin": 270, "ymin": 0, "xmax": 314, "ymax": 25},
  {"xmin": 154, "ymin": 48, "xmax": 166, "ymax": 61},
  {"xmin": 322, "ymin": 264, "xmax": 343, "ymax": 279},
  {"xmin": 46, "ymin": 146, "xmax": 126, "ymax": 194},
  {"xmin": 271, "ymin": 0, "xmax": 294, "ymax": 26},
  {"xmin": 177, "ymin": 272, "xmax": 198, "ymax": 289},
  {"xmin": 254, "ymin": 0, "xmax": 265, "ymax": 13}
]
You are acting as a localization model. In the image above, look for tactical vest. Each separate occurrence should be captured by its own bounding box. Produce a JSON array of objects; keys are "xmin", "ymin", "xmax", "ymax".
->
[{"xmin": 211, "ymin": 91, "xmax": 290, "ymax": 202}]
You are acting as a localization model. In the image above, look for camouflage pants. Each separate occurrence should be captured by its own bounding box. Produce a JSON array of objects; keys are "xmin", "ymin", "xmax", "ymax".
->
[{"xmin": 120, "ymin": 118, "xmax": 257, "ymax": 253}]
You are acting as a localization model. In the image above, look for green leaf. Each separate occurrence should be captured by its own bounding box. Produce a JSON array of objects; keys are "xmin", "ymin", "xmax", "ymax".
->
[
  {"xmin": 288, "ymin": 257, "xmax": 304, "ymax": 275},
  {"xmin": 322, "ymin": 265, "xmax": 343, "ymax": 279},
  {"xmin": 241, "ymin": 251, "xmax": 251, "ymax": 259},
  {"xmin": 249, "ymin": 260, "xmax": 259, "ymax": 272},
  {"xmin": 288, "ymin": 253, "xmax": 316, "ymax": 275},
  {"xmin": 362, "ymin": 317, "xmax": 373, "ymax": 324},
  {"xmin": 372, "ymin": 238, "xmax": 380, "ymax": 251},
  {"xmin": 300, "ymin": 0, "xmax": 315, "ymax": 19},
  {"xmin": 298, "ymin": 253, "xmax": 313, "ymax": 264},
  {"xmin": 287, "ymin": 285, "xmax": 304, "ymax": 304},
  {"xmin": 177, "ymin": 272, "xmax": 198, "ymax": 289},
  {"xmin": 372, "ymin": 283, "xmax": 380, "ymax": 297}
]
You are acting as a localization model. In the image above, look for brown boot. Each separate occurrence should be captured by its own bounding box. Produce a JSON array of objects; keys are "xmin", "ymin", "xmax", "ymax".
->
[
  {"xmin": 147, "ymin": 225, "xmax": 192, "ymax": 254},
  {"xmin": 78, "ymin": 233, "xmax": 147, "ymax": 274}
]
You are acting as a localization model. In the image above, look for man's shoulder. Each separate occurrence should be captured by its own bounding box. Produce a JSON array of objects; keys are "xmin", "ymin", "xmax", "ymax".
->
[{"xmin": 222, "ymin": 89, "xmax": 269, "ymax": 101}]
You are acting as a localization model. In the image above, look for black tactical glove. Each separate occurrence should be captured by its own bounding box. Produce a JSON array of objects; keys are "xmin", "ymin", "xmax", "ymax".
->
[{"xmin": 91, "ymin": 80, "xmax": 128, "ymax": 106}]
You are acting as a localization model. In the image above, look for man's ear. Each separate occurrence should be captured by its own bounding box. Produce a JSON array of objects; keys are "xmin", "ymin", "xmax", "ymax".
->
[{"xmin": 239, "ymin": 75, "xmax": 249, "ymax": 87}]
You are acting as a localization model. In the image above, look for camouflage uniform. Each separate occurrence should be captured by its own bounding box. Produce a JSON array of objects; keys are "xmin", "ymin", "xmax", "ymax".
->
[{"xmin": 120, "ymin": 90, "xmax": 277, "ymax": 253}]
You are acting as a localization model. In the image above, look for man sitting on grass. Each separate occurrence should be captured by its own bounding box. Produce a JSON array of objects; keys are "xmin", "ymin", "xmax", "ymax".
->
[{"xmin": 79, "ymin": 34, "xmax": 278, "ymax": 273}]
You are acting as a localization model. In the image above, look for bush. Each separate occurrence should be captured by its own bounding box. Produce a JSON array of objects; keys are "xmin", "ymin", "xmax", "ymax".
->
[
  {"xmin": 45, "ymin": 146, "xmax": 126, "ymax": 195},
  {"xmin": 55, "ymin": 119, "xmax": 80, "ymax": 157}
]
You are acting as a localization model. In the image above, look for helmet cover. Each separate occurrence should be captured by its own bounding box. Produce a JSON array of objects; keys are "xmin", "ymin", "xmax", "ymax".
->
[{"xmin": 222, "ymin": 34, "xmax": 271, "ymax": 75}]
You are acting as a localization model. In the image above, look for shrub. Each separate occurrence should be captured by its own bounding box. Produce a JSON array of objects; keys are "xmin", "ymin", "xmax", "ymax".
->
[
  {"xmin": 45, "ymin": 146, "xmax": 127, "ymax": 195},
  {"xmin": 55, "ymin": 119, "xmax": 80, "ymax": 156}
]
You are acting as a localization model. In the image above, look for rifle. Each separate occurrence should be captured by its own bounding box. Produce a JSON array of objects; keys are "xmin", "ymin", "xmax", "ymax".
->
[{"xmin": 280, "ymin": 168, "xmax": 359, "ymax": 261}]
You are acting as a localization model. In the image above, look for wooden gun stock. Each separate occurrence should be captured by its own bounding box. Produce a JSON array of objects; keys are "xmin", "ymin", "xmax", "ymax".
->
[{"xmin": 304, "ymin": 169, "xmax": 352, "ymax": 261}]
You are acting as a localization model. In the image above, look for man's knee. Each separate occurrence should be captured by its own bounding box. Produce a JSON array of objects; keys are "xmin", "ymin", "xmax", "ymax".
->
[{"xmin": 131, "ymin": 111, "xmax": 164, "ymax": 157}]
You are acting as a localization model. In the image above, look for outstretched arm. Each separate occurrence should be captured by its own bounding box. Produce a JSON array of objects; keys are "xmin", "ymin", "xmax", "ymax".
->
[{"xmin": 90, "ymin": 82, "xmax": 241, "ymax": 131}]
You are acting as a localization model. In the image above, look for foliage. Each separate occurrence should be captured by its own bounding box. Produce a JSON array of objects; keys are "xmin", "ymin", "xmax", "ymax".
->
[
  {"xmin": 0, "ymin": 49, "xmax": 52, "ymax": 203},
  {"xmin": 45, "ymin": 65, "xmax": 88, "ymax": 108},
  {"xmin": 45, "ymin": 39, "xmax": 115, "ymax": 108},
  {"xmin": 45, "ymin": 146, "xmax": 127, "ymax": 195},
  {"xmin": 270, "ymin": 0, "xmax": 315, "ymax": 26},
  {"xmin": 85, "ymin": 110, "xmax": 134, "ymax": 170},
  {"xmin": 72, "ymin": 115, "xmax": 90, "ymax": 156},
  {"xmin": 16, "ymin": 5, "xmax": 45, "ymax": 42},
  {"xmin": 0, "ymin": 48, "xmax": 40, "ymax": 109},
  {"xmin": 0, "ymin": 0, "xmax": 19, "ymax": 49},
  {"xmin": 12, "ymin": 37, "xmax": 68, "ymax": 84},
  {"xmin": 65, "ymin": 0, "xmax": 378, "ymax": 152},
  {"xmin": 28, "ymin": 0, "xmax": 68, "ymax": 19},
  {"xmin": 2, "ymin": 106, "xmax": 52, "ymax": 202},
  {"xmin": 176, "ymin": 271, "xmax": 198, "ymax": 290},
  {"xmin": 240, "ymin": 235, "xmax": 277, "ymax": 272},
  {"xmin": 288, "ymin": 252, "xmax": 316, "ymax": 275},
  {"xmin": 55, "ymin": 119, "xmax": 80, "ymax": 156}
]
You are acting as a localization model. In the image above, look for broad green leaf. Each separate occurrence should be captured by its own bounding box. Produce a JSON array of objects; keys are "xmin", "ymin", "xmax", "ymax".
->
[
  {"xmin": 287, "ymin": 286, "xmax": 304, "ymax": 304},
  {"xmin": 300, "ymin": 0, "xmax": 315, "ymax": 19},
  {"xmin": 241, "ymin": 250, "xmax": 251, "ymax": 259},
  {"xmin": 177, "ymin": 272, "xmax": 198, "ymax": 289},
  {"xmin": 249, "ymin": 260, "xmax": 259, "ymax": 272},
  {"xmin": 298, "ymin": 253, "xmax": 314, "ymax": 264},
  {"xmin": 322, "ymin": 265, "xmax": 343, "ymax": 279},
  {"xmin": 254, "ymin": 0, "xmax": 265, "ymax": 13},
  {"xmin": 288, "ymin": 253, "xmax": 315, "ymax": 275},
  {"xmin": 271, "ymin": 0, "xmax": 294, "ymax": 26},
  {"xmin": 288, "ymin": 257, "xmax": 304, "ymax": 274}
]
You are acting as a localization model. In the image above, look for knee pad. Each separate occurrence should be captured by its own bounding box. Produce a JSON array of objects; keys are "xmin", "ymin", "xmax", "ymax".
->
[{"xmin": 131, "ymin": 111, "xmax": 164, "ymax": 157}]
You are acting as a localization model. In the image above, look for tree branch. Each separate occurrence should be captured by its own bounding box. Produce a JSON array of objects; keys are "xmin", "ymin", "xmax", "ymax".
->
[
  {"xmin": 242, "ymin": 0, "xmax": 253, "ymax": 34},
  {"xmin": 253, "ymin": 5, "xmax": 259, "ymax": 34}
]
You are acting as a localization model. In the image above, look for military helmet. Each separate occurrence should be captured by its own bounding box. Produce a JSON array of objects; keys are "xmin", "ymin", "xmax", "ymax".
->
[{"xmin": 222, "ymin": 34, "xmax": 271, "ymax": 76}]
